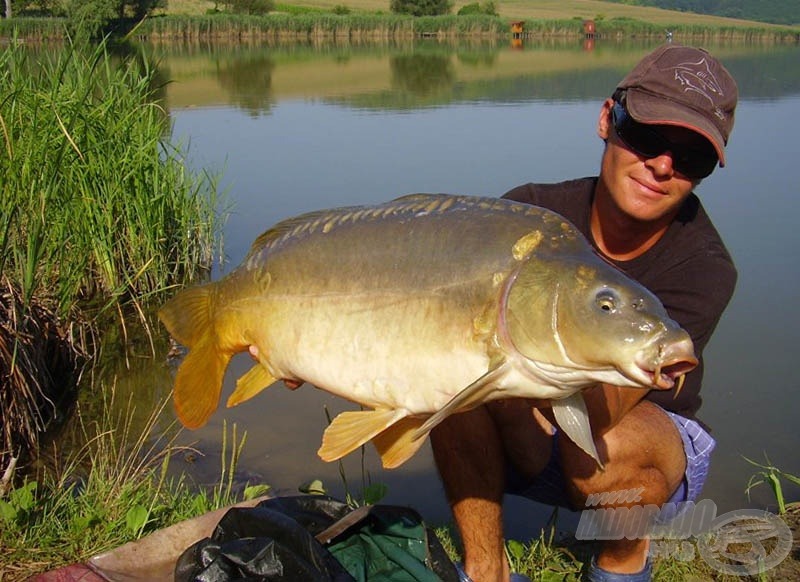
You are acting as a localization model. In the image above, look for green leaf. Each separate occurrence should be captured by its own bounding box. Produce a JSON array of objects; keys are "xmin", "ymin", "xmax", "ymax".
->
[
  {"xmin": 191, "ymin": 493, "xmax": 209, "ymax": 516},
  {"xmin": 125, "ymin": 504, "xmax": 149, "ymax": 534},
  {"xmin": 507, "ymin": 539, "xmax": 526, "ymax": 561},
  {"xmin": 11, "ymin": 481, "xmax": 37, "ymax": 512},
  {"xmin": 0, "ymin": 500, "xmax": 18, "ymax": 523},
  {"xmin": 362, "ymin": 483, "xmax": 388, "ymax": 505},
  {"xmin": 299, "ymin": 479, "xmax": 326, "ymax": 495},
  {"xmin": 766, "ymin": 473, "xmax": 785, "ymax": 514},
  {"xmin": 243, "ymin": 484, "xmax": 272, "ymax": 500},
  {"xmin": 779, "ymin": 469, "xmax": 800, "ymax": 487}
]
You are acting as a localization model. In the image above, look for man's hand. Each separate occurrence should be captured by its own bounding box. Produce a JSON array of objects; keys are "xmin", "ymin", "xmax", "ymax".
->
[{"xmin": 538, "ymin": 384, "xmax": 650, "ymax": 439}]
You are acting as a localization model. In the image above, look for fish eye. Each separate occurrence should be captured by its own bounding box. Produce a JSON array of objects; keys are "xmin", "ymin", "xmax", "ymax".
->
[{"xmin": 596, "ymin": 290, "xmax": 618, "ymax": 313}]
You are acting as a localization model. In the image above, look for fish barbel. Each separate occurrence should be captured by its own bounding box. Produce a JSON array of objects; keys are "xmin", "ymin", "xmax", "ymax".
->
[{"xmin": 158, "ymin": 194, "xmax": 697, "ymax": 468}]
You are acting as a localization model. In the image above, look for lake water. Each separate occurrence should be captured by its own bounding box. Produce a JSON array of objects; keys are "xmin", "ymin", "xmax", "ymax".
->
[{"xmin": 135, "ymin": 38, "xmax": 800, "ymax": 538}]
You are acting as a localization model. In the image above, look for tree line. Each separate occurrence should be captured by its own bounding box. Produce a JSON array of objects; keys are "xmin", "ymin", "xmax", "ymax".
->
[
  {"xmin": 0, "ymin": 0, "xmax": 496, "ymax": 20},
  {"xmin": 0, "ymin": 0, "xmax": 476, "ymax": 37},
  {"xmin": 606, "ymin": 0, "xmax": 798, "ymax": 26}
]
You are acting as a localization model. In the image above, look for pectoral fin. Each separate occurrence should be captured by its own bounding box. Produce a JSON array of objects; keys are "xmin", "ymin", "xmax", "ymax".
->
[
  {"xmin": 372, "ymin": 417, "xmax": 427, "ymax": 469},
  {"xmin": 227, "ymin": 364, "xmax": 277, "ymax": 408},
  {"xmin": 411, "ymin": 363, "xmax": 509, "ymax": 441},
  {"xmin": 318, "ymin": 409, "xmax": 406, "ymax": 463},
  {"xmin": 552, "ymin": 393, "xmax": 604, "ymax": 469}
]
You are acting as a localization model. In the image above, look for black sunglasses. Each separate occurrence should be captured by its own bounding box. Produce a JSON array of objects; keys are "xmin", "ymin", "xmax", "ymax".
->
[{"xmin": 610, "ymin": 102, "xmax": 718, "ymax": 180}]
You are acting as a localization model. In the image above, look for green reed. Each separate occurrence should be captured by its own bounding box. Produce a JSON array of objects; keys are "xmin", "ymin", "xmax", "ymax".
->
[
  {"xmin": 0, "ymin": 17, "xmax": 66, "ymax": 40},
  {"xmin": 136, "ymin": 13, "xmax": 510, "ymax": 41},
  {"xmin": 0, "ymin": 36, "xmax": 220, "ymax": 476},
  {"xmin": 0, "ymin": 37, "xmax": 219, "ymax": 318},
  {"xmin": 5, "ymin": 13, "xmax": 796, "ymax": 43}
]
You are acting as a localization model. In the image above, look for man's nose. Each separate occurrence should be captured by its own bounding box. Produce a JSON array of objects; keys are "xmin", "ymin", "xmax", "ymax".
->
[{"xmin": 645, "ymin": 151, "xmax": 676, "ymax": 178}]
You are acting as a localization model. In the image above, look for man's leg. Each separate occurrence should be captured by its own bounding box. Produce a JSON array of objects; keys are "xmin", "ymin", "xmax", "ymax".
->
[
  {"xmin": 559, "ymin": 400, "xmax": 687, "ymax": 576},
  {"xmin": 430, "ymin": 400, "xmax": 553, "ymax": 582}
]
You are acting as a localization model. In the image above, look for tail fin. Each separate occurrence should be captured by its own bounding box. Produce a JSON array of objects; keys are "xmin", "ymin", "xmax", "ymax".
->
[
  {"xmin": 158, "ymin": 285, "xmax": 214, "ymax": 348},
  {"xmin": 159, "ymin": 285, "xmax": 229, "ymax": 429},
  {"xmin": 173, "ymin": 337, "xmax": 231, "ymax": 428}
]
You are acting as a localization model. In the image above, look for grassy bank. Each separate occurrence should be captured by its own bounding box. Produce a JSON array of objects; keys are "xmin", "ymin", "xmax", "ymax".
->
[
  {"xmin": 146, "ymin": 0, "xmax": 800, "ymax": 41},
  {"xmin": 0, "ymin": 385, "xmax": 260, "ymax": 578},
  {"xmin": 137, "ymin": 13, "xmax": 800, "ymax": 43},
  {"xmin": 0, "ymin": 38, "xmax": 220, "ymax": 480},
  {"xmin": 1, "ymin": 7, "xmax": 798, "ymax": 43}
]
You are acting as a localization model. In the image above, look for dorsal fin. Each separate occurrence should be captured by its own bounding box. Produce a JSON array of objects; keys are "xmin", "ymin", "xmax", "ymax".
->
[{"xmin": 247, "ymin": 195, "xmax": 463, "ymax": 257}]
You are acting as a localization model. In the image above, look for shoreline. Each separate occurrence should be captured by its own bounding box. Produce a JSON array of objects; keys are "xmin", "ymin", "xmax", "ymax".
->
[{"xmin": 1, "ymin": 14, "xmax": 798, "ymax": 44}]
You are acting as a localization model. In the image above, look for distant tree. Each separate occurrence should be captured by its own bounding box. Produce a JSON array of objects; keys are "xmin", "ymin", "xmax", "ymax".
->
[
  {"xmin": 66, "ymin": 0, "xmax": 165, "ymax": 37},
  {"xmin": 603, "ymin": 0, "xmax": 799, "ymax": 25},
  {"xmin": 7, "ymin": 0, "xmax": 68, "ymax": 17},
  {"xmin": 223, "ymin": 0, "xmax": 274, "ymax": 15},
  {"xmin": 391, "ymin": 0, "xmax": 451, "ymax": 16},
  {"xmin": 68, "ymin": 0, "xmax": 117, "ymax": 36},
  {"xmin": 457, "ymin": 1, "xmax": 497, "ymax": 16}
]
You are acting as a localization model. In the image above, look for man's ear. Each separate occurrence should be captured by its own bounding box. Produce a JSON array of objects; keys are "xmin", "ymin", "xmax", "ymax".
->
[{"xmin": 597, "ymin": 98, "xmax": 615, "ymax": 141}]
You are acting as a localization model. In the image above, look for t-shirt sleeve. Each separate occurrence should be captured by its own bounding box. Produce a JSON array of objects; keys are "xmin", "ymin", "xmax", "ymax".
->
[{"xmin": 502, "ymin": 183, "xmax": 537, "ymax": 204}]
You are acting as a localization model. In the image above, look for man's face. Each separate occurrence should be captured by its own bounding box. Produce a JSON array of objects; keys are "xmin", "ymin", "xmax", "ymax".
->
[{"xmin": 596, "ymin": 99, "xmax": 715, "ymax": 224}]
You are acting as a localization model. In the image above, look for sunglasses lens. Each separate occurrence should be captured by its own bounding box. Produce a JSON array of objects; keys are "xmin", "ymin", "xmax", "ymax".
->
[
  {"xmin": 671, "ymin": 149, "xmax": 718, "ymax": 180},
  {"xmin": 612, "ymin": 103, "xmax": 718, "ymax": 179}
]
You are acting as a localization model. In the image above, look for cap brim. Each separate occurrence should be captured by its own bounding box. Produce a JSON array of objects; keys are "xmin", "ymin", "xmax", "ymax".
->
[{"xmin": 625, "ymin": 88, "xmax": 726, "ymax": 167}]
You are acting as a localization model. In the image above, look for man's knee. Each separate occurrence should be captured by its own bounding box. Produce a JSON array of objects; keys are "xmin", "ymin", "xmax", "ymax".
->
[{"xmin": 561, "ymin": 401, "xmax": 686, "ymax": 508}]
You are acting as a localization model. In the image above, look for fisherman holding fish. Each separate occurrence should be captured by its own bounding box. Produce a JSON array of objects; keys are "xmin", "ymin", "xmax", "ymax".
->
[{"xmin": 431, "ymin": 45, "xmax": 738, "ymax": 582}]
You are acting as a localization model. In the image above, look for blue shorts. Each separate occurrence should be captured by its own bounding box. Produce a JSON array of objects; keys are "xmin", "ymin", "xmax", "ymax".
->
[{"xmin": 505, "ymin": 406, "xmax": 716, "ymax": 510}]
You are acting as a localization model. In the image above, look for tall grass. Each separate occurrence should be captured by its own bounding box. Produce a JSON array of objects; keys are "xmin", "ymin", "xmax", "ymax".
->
[
  {"xmin": 1, "ymin": 38, "xmax": 219, "ymax": 313},
  {"xmin": 0, "ymin": 16, "xmax": 66, "ymax": 40},
  {"xmin": 0, "ymin": 383, "xmax": 262, "ymax": 579},
  {"xmin": 3, "ymin": 13, "xmax": 797, "ymax": 42},
  {"xmin": 0, "ymin": 36, "xmax": 220, "ymax": 476},
  {"xmin": 133, "ymin": 13, "xmax": 800, "ymax": 42}
]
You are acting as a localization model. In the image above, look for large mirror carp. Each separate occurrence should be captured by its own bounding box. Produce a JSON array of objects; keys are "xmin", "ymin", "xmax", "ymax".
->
[{"xmin": 159, "ymin": 194, "xmax": 697, "ymax": 468}]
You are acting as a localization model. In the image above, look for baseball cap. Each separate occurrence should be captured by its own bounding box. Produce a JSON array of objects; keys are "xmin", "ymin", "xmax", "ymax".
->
[{"xmin": 616, "ymin": 44, "xmax": 738, "ymax": 167}]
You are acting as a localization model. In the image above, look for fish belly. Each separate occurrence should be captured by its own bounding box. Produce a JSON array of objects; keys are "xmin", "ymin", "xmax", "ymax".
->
[{"xmin": 251, "ymin": 292, "xmax": 492, "ymax": 414}]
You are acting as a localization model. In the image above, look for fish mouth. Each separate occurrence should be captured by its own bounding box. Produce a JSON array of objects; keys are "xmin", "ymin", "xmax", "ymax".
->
[
  {"xmin": 635, "ymin": 339, "xmax": 698, "ymax": 392},
  {"xmin": 646, "ymin": 357, "xmax": 698, "ymax": 391}
]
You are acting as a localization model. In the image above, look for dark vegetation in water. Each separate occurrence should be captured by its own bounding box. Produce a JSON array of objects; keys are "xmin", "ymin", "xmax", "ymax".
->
[{"xmin": 0, "ymin": 38, "xmax": 219, "ymax": 484}]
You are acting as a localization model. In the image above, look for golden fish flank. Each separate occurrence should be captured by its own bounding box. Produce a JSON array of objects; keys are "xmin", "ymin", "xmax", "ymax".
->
[{"xmin": 158, "ymin": 194, "xmax": 698, "ymax": 469}]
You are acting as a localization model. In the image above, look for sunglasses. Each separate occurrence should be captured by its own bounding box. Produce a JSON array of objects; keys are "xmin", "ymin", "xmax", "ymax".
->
[{"xmin": 610, "ymin": 102, "xmax": 718, "ymax": 180}]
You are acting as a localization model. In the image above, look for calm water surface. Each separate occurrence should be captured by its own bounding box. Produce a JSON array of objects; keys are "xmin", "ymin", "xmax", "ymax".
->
[{"xmin": 138, "ymin": 39, "xmax": 800, "ymax": 537}]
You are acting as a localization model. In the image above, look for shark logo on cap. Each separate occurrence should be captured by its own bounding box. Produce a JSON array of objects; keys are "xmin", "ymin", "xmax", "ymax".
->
[{"xmin": 669, "ymin": 57, "xmax": 726, "ymax": 120}]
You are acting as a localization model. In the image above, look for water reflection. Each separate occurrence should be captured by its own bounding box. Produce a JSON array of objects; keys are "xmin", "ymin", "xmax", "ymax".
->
[
  {"xmin": 144, "ymin": 39, "xmax": 800, "ymax": 114},
  {"xmin": 216, "ymin": 54, "xmax": 276, "ymax": 116},
  {"xmin": 391, "ymin": 52, "xmax": 455, "ymax": 96}
]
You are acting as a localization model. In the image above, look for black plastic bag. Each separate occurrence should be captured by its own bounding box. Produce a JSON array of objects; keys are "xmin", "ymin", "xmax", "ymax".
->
[{"xmin": 174, "ymin": 495, "xmax": 459, "ymax": 582}]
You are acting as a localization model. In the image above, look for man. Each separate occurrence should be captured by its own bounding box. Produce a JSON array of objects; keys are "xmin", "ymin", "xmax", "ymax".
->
[{"xmin": 431, "ymin": 44, "xmax": 738, "ymax": 582}]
